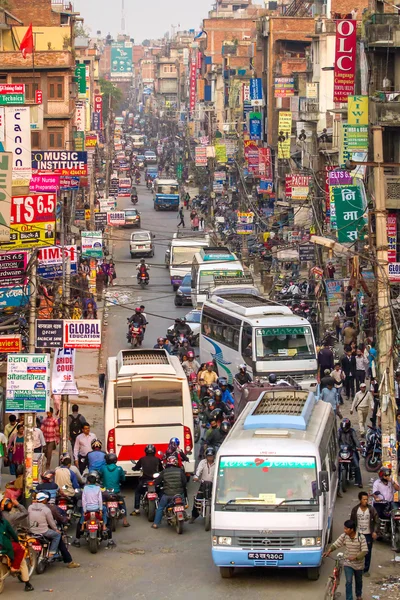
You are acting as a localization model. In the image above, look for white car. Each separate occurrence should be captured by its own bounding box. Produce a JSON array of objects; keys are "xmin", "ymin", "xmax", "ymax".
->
[
  {"xmin": 130, "ymin": 230, "xmax": 155, "ymax": 258},
  {"xmin": 167, "ymin": 309, "xmax": 201, "ymax": 345}
]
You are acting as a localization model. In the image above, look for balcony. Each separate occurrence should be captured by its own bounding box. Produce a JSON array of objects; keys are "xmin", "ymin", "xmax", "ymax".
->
[
  {"xmin": 370, "ymin": 94, "xmax": 400, "ymax": 126},
  {"xmin": 386, "ymin": 175, "xmax": 400, "ymax": 208},
  {"xmin": 299, "ymin": 98, "xmax": 319, "ymax": 121},
  {"xmin": 365, "ymin": 14, "xmax": 400, "ymax": 47}
]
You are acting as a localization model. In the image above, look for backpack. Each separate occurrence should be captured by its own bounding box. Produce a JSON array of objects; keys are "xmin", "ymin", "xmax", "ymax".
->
[{"xmin": 69, "ymin": 414, "xmax": 83, "ymax": 438}]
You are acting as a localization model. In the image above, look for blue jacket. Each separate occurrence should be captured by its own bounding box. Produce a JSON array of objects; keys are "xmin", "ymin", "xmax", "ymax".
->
[
  {"xmin": 222, "ymin": 389, "xmax": 234, "ymax": 406},
  {"xmin": 87, "ymin": 450, "xmax": 107, "ymax": 471}
]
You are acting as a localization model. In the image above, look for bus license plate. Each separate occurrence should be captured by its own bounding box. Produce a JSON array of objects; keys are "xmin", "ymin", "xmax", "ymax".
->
[{"xmin": 248, "ymin": 552, "xmax": 284, "ymax": 560}]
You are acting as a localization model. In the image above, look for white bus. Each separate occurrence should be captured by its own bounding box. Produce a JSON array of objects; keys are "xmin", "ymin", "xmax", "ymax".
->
[
  {"xmin": 169, "ymin": 232, "xmax": 210, "ymax": 290},
  {"xmin": 104, "ymin": 349, "xmax": 195, "ymax": 476},
  {"xmin": 211, "ymin": 390, "xmax": 338, "ymax": 580},
  {"xmin": 200, "ymin": 293, "xmax": 317, "ymax": 389},
  {"xmin": 191, "ymin": 247, "xmax": 244, "ymax": 308}
]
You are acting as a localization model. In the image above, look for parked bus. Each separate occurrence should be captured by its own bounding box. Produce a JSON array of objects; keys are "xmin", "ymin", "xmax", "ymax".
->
[
  {"xmin": 131, "ymin": 134, "xmax": 146, "ymax": 150},
  {"xmin": 168, "ymin": 232, "xmax": 210, "ymax": 290},
  {"xmin": 104, "ymin": 349, "xmax": 195, "ymax": 476},
  {"xmin": 153, "ymin": 178, "xmax": 180, "ymax": 211},
  {"xmin": 191, "ymin": 247, "xmax": 244, "ymax": 308},
  {"xmin": 211, "ymin": 389, "xmax": 338, "ymax": 580},
  {"xmin": 200, "ymin": 293, "xmax": 317, "ymax": 389}
]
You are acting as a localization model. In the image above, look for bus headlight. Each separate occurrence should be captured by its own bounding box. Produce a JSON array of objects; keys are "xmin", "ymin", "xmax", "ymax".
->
[
  {"xmin": 301, "ymin": 537, "xmax": 316, "ymax": 546},
  {"xmin": 217, "ymin": 536, "xmax": 232, "ymax": 546}
]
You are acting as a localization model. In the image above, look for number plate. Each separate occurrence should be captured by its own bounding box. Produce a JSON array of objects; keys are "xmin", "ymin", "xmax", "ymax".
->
[
  {"xmin": 32, "ymin": 545, "xmax": 42, "ymax": 552},
  {"xmin": 147, "ymin": 493, "xmax": 157, "ymax": 500},
  {"xmin": 138, "ymin": 246, "xmax": 144, "ymax": 248},
  {"xmin": 174, "ymin": 506, "xmax": 185, "ymax": 512},
  {"xmin": 107, "ymin": 502, "xmax": 118, "ymax": 508},
  {"xmin": 248, "ymin": 552, "xmax": 284, "ymax": 560},
  {"xmin": 87, "ymin": 524, "xmax": 98, "ymax": 531}
]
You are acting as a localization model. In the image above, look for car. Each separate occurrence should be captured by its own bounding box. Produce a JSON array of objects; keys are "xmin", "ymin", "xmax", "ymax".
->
[
  {"xmin": 174, "ymin": 274, "xmax": 192, "ymax": 307},
  {"xmin": 144, "ymin": 150, "xmax": 157, "ymax": 164},
  {"xmin": 167, "ymin": 309, "xmax": 201, "ymax": 345},
  {"xmin": 122, "ymin": 208, "xmax": 141, "ymax": 228},
  {"xmin": 130, "ymin": 230, "xmax": 155, "ymax": 258}
]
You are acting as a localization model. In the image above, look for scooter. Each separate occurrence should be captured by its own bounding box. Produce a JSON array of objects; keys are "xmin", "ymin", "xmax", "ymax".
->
[
  {"xmin": 104, "ymin": 490, "xmax": 126, "ymax": 532},
  {"xmin": 0, "ymin": 532, "xmax": 37, "ymax": 592},
  {"xmin": 339, "ymin": 444, "xmax": 356, "ymax": 492},
  {"xmin": 82, "ymin": 510, "xmax": 108, "ymax": 554},
  {"xmin": 138, "ymin": 272, "xmax": 149, "ymax": 288},
  {"xmin": 32, "ymin": 526, "xmax": 68, "ymax": 574},
  {"xmin": 164, "ymin": 495, "xmax": 188, "ymax": 534},
  {"xmin": 140, "ymin": 479, "xmax": 159, "ymax": 522},
  {"xmin": 129, "ymin": 324, "xmax": 143, "ymax": 348},
  {"xmin": 131, "ymin": 194, "xmax": 138, "ymax": 204},
  {"xmin": 362, "ymin": 426, "xmax": 382, "ymax": 472},
  {"xmin": 374, "ymin": 498, "xmax": 400, "ymax": 552}
]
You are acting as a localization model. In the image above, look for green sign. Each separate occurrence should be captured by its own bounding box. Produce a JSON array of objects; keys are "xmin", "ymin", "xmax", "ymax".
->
[
  {"xmin": 219, "ymin": 457, "xmax": 316, "ymax": 469},
  {"xmin": 256, "ymin": 326, "xmax": 309, "ymax": 337},
  {"xmin": 111, "ymin": 42, "xmax": 133, "ymax": 78},
  {"xmin": 201, "ymin": 269, "xmax": 243, "ymax": 277},
  {"xmin": 6, "ymin": 354, "xmax": 50, "ymax": 413},
  {"xmin": 176, "ymin": 162, "xmax": 183, "ymax": 180},
  {"xmin": 75, "ymin": 64, "xmax": 86, "ymax": 95},
  {"xmin": 0, "ymin": 94, "xmax": 24, "ymax": 105},
  {"xmin": 333, "ymin": 185, "xmax": 365, "ymax": 243},
  {"xmin": 73, "ymin": 131, "xmax": 85, "ymax": 152}
]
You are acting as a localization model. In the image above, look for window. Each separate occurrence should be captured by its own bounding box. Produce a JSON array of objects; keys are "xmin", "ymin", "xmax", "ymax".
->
[
  {"xmin": 48, "ymin": 76, "xmax": 64, "ymax": 100},
  {"xmin": 115, "ymin": 380, "xmax": 183, "ymax": 409},
  {"xmin": 201, "ymin": 306, "xmax": 241, "ymax": 351},
  {"xmin": 241, "ymin": 323, "xmax": 252, "ymax": 365},
  {"xmin": 31, "ymin": 131, "xmax": 41, "ymax": 150},
  {"xmin": 11, "ymin": 78, "xmax": 39, "ymax": 101},
  {"xmin": 48, "ymin": 129, "xmax": 64, "ymax": 149}
]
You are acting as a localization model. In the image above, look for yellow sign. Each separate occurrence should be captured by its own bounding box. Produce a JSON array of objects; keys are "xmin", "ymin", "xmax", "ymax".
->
[
  {"xmin": 0, "ymin": 221, "xmax": 55, "ymax": 250},
  {"xmin": 85, "ymin": 209, "xmax": 91, "ymax": 220},
  {"xmin": 215, "ymin": 144, "xmax": 227, "ymax": 164},
  {"xmin": 277, "ymin": 111, "xmax": 292, "ymax": 159},
  {"xmin": 347, "ymin": 96, "xmax": 368, "ymax": 126}
]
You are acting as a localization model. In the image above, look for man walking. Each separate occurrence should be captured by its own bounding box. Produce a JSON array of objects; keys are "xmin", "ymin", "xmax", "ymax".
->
[
  {"xmin": 317, "ymin": 341, "xmax": 334, "ymax": 380},
  {"xmin": 323, "ymin": 519, "xmax": 368, "ymax": 600},
  {"xmin": 350, "ymin": 491, "xmax": 379, "ymax": 577},
  {"xmin": 73, "ymin": 423, "xmax": 96, "ymax": 474},
  {"xmin": 68, "ymin": 404, "xmax": 87, "ymax": 450},
  {"xmin": 41, "ymin": 408, "xmax": 60, "ymax": 469},
  {"xmin": 177, "ymin": 206, "xmax": 185, "ymax": 228},
  {"xmin": 350, "ymin": 382, "xmax": 373, "ymax": 436},
  {"xmin": 341, "ymin": 346, "xmax": 356, "ymax": 401}
]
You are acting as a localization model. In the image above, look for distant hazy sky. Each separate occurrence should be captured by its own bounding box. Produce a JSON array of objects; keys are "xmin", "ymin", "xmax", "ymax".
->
[{"xmin": 73, "ymin": 0, "xmax": 214, "ymax": 41}]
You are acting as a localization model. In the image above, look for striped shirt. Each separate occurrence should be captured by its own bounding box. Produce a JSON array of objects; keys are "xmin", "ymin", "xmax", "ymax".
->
[{"xmin": 329, "ymin": 532, "xmax": 368, "ymax": 570}]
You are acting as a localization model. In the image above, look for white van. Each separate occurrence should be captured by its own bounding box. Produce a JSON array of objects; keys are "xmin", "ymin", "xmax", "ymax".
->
[
  {"xmin": 211, "ymin": 390, "xmax": 338, "ymax": 580},
  {"xmin": 191, "ymin": 247, "xmax": 244, "ymax": 308},
  {"xmin": 169, "ymin": 232, "xmax": 210, "ymax": 290},
  {"xmin": 104, "ymin": 349, "xmax": 195, "ymax": 476}
]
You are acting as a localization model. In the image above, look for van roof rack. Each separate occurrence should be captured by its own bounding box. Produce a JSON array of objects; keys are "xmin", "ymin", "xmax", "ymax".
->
[
  {"xmin": 243, "ymin": 389, "xmax": 315, "ymax": 431},
  {"xmin": 118, "ymin": 349, "xmax": 170, "ymax": 366}
]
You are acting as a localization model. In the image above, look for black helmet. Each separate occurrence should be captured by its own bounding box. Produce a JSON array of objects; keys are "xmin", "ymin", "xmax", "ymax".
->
[
  {"xmin": 379, "ymin": 467, "xmax": 392, "ymax": 480},
  {"xmin": 145, "ymin": 444, "xmax": 156, "ymax": 455},
  {"xmin": 214, "ymin": 389, "xmax": 222, "ymax": 399},
  {"xmin": 205, "ymin": 447, "xmax": 216, "ymax": 457},
  {"xmin": 220, "ymin": 420, "xmax": 231, "ymax": 434},
  {"xmin": 268, "ymin": 373, "xmax": 277, "ymax": 384},
  {"xmin": 210, "ymin": 408, "xmax": 223, "ymax": 421},
  {"xmin": 106, "ymin": 453, "xmax": 118, "ymax": 464},
  {"xmin": 87, "ymin": 473, "xmax": 97, "ymax": 484},
  {"xmin": 217, "ymin": 377, "xmax": 228, "ymax": 387},
  {"xmin": 341, "ymin": 418, "xmax": 351, "ymax": 432},
  {"xmin": 207, "ymin": 399, "xmax": 216, "ymax": 409}
]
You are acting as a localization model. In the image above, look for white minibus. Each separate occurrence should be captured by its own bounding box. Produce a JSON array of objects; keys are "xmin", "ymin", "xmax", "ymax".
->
[
  {"xmin": 104, "ymin": 349, "xmax": 195, "ymax": 476},
  {"xmin": 191, "ymin": 247, "xmax": 244, "ymax": 308},
  {"xmin": 169, "ymin": 232, "xmax": 210, "ymax": 290},
  {"xmin": 211, "ymin": 390, "xmax": 338, "ymax": 580},
  {"xmin": 200, "ymin": 293, "xmax": 317, "ymax": 389}
]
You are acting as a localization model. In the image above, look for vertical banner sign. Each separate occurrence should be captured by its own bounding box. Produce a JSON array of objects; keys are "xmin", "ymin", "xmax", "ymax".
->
[
  {"xmin": 277, "ymin": 111, "xmax": 292, "ymax": 159},
  {"xmin": 249, "ymin": 78, "xmax": 263, "ymax": 101},
  {"xmin": 0, "ymin": 107, "xmax": 4, "ymax": 142},
  {"xmin": 387, "ymin": 213, "xmax": 397, "ymax": 263},
  {"xmin": 5, "ymin": 107, "xmax": 32, "ymax": 185},
  {"xmin": 6, "ymin": 354, "xmax": 50, "ymax": 413},
  {"xmin": 189, "ymin": 59, "xmax": 197, "ymax": 114},
  {"xmin": 347, "ymin": 96, "xmax": 368, "ymax": 125},
  {"xmin": 94, "ymin": 95, "xmax": 103, "ymax": 129},
  {"xmin": 334, "ymin": 20, "xmax": 356, "ymax": 102},
  {"xmin": 51, "ymin": 348, "xmax": 79, "ymax": 395},
  {"xmin": 75, "ymin": 64, "xmax": 87, "ymax": 96},
  {"xmin": 333, "ymin": 185, "xmax": 365, "ymax": 242},
  {"xmin": 74, "ymin": 101, "xmax": 86, "ymax": 132},
  {"xmin": 0, "ymin": 152, "xmax": 12, "ymax": 241}
]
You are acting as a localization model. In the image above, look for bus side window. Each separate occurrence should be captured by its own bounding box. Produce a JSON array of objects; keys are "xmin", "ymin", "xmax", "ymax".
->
[{"xmin": 241, "ymin": 325, "xmax": 252, "ymax": 365}]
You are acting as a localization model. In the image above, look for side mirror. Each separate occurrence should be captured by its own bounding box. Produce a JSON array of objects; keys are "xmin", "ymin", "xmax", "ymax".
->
[{"xmin": 319, "ymin": 470, "xmax": 329, "ymax": 494}]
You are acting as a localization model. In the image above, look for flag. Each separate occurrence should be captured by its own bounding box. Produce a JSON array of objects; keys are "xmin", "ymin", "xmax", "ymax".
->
[{"xmin": 20, "ymin": 24, "xmax": 34, "ymax": 59}]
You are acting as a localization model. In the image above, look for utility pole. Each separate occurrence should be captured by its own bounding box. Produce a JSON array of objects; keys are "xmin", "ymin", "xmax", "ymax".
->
[
  {"xmin": 24, "ymin": 256, "xmax": 38, "ymax": 503},
  {"xmin": 60, "ymin": 257, "xmax": 71, "ymax": 455},
  {"xmin": 372, "ymin": 126, "xmax": 398, "ymax": 482},
  {"xmin": 89, "ymin": 153, "xmax": 96, "ymax": 230}
]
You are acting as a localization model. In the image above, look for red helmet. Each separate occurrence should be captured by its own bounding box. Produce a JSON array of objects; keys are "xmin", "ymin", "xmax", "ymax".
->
[
  {"xmin": 207, "ymin": 361, "xmax": 214, "ymax": 367},
  {"xmin": 187, "ymin": 350, "xmax": 195, "ymax": 359},
  {"xmin": 189, "ymin": 372, "xmax": 197, "ymax": 382},
  {"xmin": 135, "ymin": 307, "xmax": 141, "ymax": 313}
]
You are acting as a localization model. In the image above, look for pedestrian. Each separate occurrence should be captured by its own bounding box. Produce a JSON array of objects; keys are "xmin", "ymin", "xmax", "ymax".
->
[
  {"xmin": 68, "ymin": 404, "xmax": 87, "ymax": 450},
  {"xmin": 341, "ymin": 346, "xmax": 356, "ymax": 400},
  {"xmin": 333, "ymin": 311, "xmax": 342, "ymax": 341},
  {"xmin": 342, "ymin": 321, "xmax": 357, "ymax": 346},
  {"xmin": 326, "ymin": 261, "xmax": 336, "ymax": 279},
  {"xmin": 199, "ymin": 213, "xmax": 204, "ymax": 230},
  {"xmin": 0, "ymin": 428, "xmax": 7, "ymax": 488},
  {"xmin": 317, "ymin": 341, "xmax": 335, "ymax": 380},
  {"xmin": 7, "ymin": 423, "xmax": 25, "ymax": 475},
  {"xmin": 350, "ymin": 382, "xmax": 373, "ymax": 436},
  {"xmin": 320, "ymin": 369, "xmax": 335, "ymax": 391},
  {"xmin": 71, "ymin": 300, "xmax": 82, "ymax": 320},
  {"xmin": 320, "ymin": 381, "xmax": 342, "ymax": 417},
  {"xmin": 41, "ymin": 408, "xmax": 60, "ymax": 469},
  {"xmin": 4, "ymin": 414, "xmax": 17, "ymax": 442},
  {"xmin": 331, "ymin": 363, "xmax": 345, "ymax": 405},
  {"xmin": 350, "ymin": 491, "xmax": 379, "ymax": 577},
  {"xmin": 177, "ymin": 206, "xmax": 185, "ymax": 228},
  {"xmin": 73, "ymin": 422, "xmax": 96, "ymax": 474},
  {"xmin": 370, "ymin": 377, "xmax": 380, "ymax": 427},
  {"xmin": 33, "ymin": 419, "xmax": 46, "ymax": 454},
  {"xmin": 108, "ymin": 260, "xmax": 116, "ymax": 286},
  {"xmin": 355, "ymin": 347, "xmax": 368, "ymax": 391},
  {"xmin": 367, "ymin": 341, "xmax": 377, "ymax": 378},
  {"xmin": 192, "ymin": 213, "xmax": 199, "ymax": 231},
  {"xmin": 323, "ymin": 519, "xmax": 368, "ymax": 600}
]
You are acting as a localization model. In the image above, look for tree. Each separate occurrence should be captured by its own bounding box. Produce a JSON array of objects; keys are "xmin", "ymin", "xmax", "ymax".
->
[
  {"xmin": 74, "ymin": 22, "xmax": 90, "ymax": 38},
  {"xmin": 99, "ymin": 78, "xmax": 123, "ymax": 121},
  {"xmin": 0, "ymin": 0, "xmax": 12, "ymax": 8},
  {"xmin": 142, "ymin": 39, "xmax": 151, "ymax": 47}
]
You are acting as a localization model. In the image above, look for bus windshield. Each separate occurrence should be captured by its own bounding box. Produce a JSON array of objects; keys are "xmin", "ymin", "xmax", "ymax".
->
[
  {"xmin": 215, "ymin": 456, "xmax": 318, "ymax": 510},
  {"xmin": 172, "ymin": 246, "xmax": 203, "ymax": 266},
  {"xmin": 255, "ymin": 326, "xmax": 315, "ymax": 361},
  {"xmin": 115, "ymin": 380, "xmax": 183, "ymax": 409},
  {"xmin": 157, "ymin": 184, "xmax": 179, "ymax": 195}
]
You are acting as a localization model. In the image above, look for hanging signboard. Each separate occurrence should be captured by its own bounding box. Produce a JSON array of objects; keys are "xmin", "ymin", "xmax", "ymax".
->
[
  {"xmin": 37, "ymin": 245, "xmax": 78, "ymax": 277},
  {"xmin": 387, "ymin": 213, "xmax": 397, "ymax": 263},
  {"xmin": 31, "ymin": 151, "xmax": 88, "ymax": 176},
  {"xmin": 0, "ymin": 334, "xmax": 21, "ymax": 353},
  {"xmin": 0, "ymin": 251, "xmax": 28, "ymax": 287},
  {"xmin": 6, "ymin": 353, "xmax": 50, "ymax": 413},
  {"xmin": 0, "ymin": 152, "xmax": 12, "ymax": 243},
  {"xmin": 0, "ymin": 84, "xmax": 25, "ymax": 105},
  {"xmin": 299, "ymin": 243, "xmax": 315, "ymax": 262},
  {"xmin": 195, "ymin": 146, "xmax": 207, "ymax": 166},
  {"xmin": 5, "ymin": 107, "xmax": 32, "ymax": 184},
  {"xmin": 334, "ymin": 20, "xmax": 356, "ymax": 102},
  {"xmin": 30, "ymin": 174, "xmax": 60, "ymax": 192},
  {"xmin": 0, "ymin": 285, "xmax": 29, "ymax": 308},
  {"xmin": 189, "ymin": 59, "xmax": 197, "ymax": 113},
  {"xmin": 388, "ymin": 263, "xmax": 400, "ymax": 282},
  {"xmin": 107, "ymin": 212, "xmax": 126, "ymax": 226},
  {"xmin": 51, "ymin": 348, "xmax": 79, "ymax": 395},
  {"xmin": 249, "ymin": 78, "xmax": 263, "ymax": 101},
  {"xmin": 63, "ymin": 319, "xmax": 102, "ymax": 349},
  {"xmin": 35, "ymin": 319, "xmax": 64, "ymax": 348},
  {"xmin": 347, "ymin": 96, "xmax": 368, "ymax": 125},
  {"xmin": 0, "ymin": 193, "xmax": 56, "ymax": 250},
  {"xmin": 333, "ymin": 185, "xmax": 365, "ymax": 242},
  {"xmin": 274, "ymin": 77, "xmax": 295, "ymax": 97},
  {"xmin": 81, "ymin": 231, "xmax": 103, "ymax": 258},
  {"xmin": 277, "ymin": 112, "xmax": 292, "ymax": 159}
]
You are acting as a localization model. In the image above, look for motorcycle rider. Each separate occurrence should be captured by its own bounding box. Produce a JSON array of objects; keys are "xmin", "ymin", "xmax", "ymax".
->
[
  {"xmin": 176, "ymin": 338, "xmax": 194, "ymax": 361},
  {"xmin": 87, "ymin": 439, "xmax": 107, "ymax": 472},
  {"xmin": 136, "ymin": 259, "xmax": 149, "ymax": 283},
  {"xmin": 204, "ymin": 416, "xmax": 224, "ymax": 451},
  {"xmin": 99, "ymin": 453, "xmax": 130, "ymax": 527},
  {"xmin": 0, "ymin": 508, "xmax": 34, "ymax": 591},
  {"xmin": 189, "ymin": 447, "xmax": 216, "ymax": 523},
  {"xmin": 0, "ymin": 497, "xmax": 28, "ymax": 529},
  {"xmin": 73, "ymin": 473, "xmax": 114, "ymax": 548},
  {"xmin": 172, "ymin": 317, "xmax": 192, "ymax": 340},
  {"xmin": 151, "ymin": 456, "xmax": 188, "ymax": 529},
  {"xmin": 217, "ymin": 378, "xmax": 234, "ymax": 408},
  {"xmin": 235, "ymin": 364, "xmax": 252, "ymax": 385},
  {"xmin": 213, "ymin": 389, "xmax": 232, "ymax": 418},
  {"xmin": 372, "ymin": 467, "xmax": 400, "ymax": 519},
  {"xmin": 128, "ymin": 307, "xmax": 146, "ymax": 343},
  {"xmin": 154, "ymin": 337, "xmax": 166, "ymax": 350},
  {"xmin": 55, "ymin": 455, "xmax": 79, "ymax": 499},
  {"xmin": 338, "ymin": 418, "xmax": 363, "ymax": 488},
  {"xmin": 165, "ymin": 437, "xmax": 189, "ymax": 468},
  {"xmin": 131, "ymin": 444, "xmax": 163, "ymax": 515},
  {"xmin": 201, "ymin": 398, "xmax": 217, "ymax": 427},
  {"xmin": 36, "ymin": 470, "xmax": 59, "ymax": 502},
  {"xmin": 182, "ymin": 350, "xmax": 200, "ymax": 377},
  {"xmin": 28, "ymin": 492, "xmax": 61, "ymax": 557}
]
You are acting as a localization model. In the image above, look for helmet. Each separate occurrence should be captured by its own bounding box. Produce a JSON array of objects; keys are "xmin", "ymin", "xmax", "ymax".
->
[
  {"xmin": 220, "ymin": 420, "xmax": 231, "ymax": 434},
  {"xmin": 169, "ymin": 437, "xmax": 180, "ymax": 446},
  {"xmin": 187, "ymin": 350, "xmax": 195, "ymax": 359},
  {"xmin": 214, "ymin": 389, "xmax": 222, "ymax": 399},
  {"xmin": 167, "ymin": 456, "xmax": 178, "ymax": 467},
  {"xmin": 135, "ymin": 307, "xmax": 141, "ymax": 313},
  {"xmin": 145, "ymin": 444, "xmax": 156, "ymax": 455},
  {"xmin": 157, "ymin": 337, "xmax": 164, "ymax": 344},
  {"xmin": 205, "ymin": 447, "xmax": 216, "ymax": 457},
  {"xmin": 239, "ymin": 364, "xmax": 247, "ymax": 371},
  {"xmin": 140, "ymin": 258, "xmax": 145, "ymax": 263},
  {"xmin": 379, "ymin": 467, "xmax": 392, "ymax": 480},
  {"xmin": 91, "ymin": 439, "xmax": 102, "ymax": 450},
  {"xmin": 268, "ymin": 373, "xmax": 277, "ymax": 384},
  {"xmin": 36, "ymin": 492, "xmax": 50, "ymax": 503},
  {"xmin": 207, "ymin": 399, "xmax": 216, "ymax": 409},
  {"xmin": 206, "ymin": 361, "xmax": 214, "ymax": 368},
  {"xmin": 106, "ymin": 453, "xmax": 118, "ymax": 465},
  {"xmin": 0, "ymin": 498, "xmax": 12, "ymax": 511},
  {"xmin": 42, "ymin": 470, "xmax": 55, "ymax": 482},
  {"xmin": 210, "ymin": 408, "xmax": 223, "ymax": 421},
  {"xmin": 188, "ymin": 372, "xmax": 197, "ymax": 382},
  {"xmin": 217, "ymin": 377, "xmax": 228, "ymax": 387},
  {"xmin": 340, "ymin": 418, "xmax": 351, "ymax": 432},
  {"xmin": 87, "ymin": 473, "xmax": 98, "ymax": 484}
]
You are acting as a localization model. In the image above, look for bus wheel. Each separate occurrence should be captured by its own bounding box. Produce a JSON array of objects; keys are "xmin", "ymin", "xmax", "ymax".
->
[
  {"xmin": 307, "ymin": 567, "xmax": 320, "ymax": 581},
  {"xmin": 220, "ymin": 567, "xmax": 234, "ymax": 579}
]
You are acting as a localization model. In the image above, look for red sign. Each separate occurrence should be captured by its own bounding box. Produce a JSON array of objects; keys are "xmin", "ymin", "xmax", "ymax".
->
[
  {"xmin": 0, "ymin": 84, "xmax": 24, "ymax": 95},
  {"xmin": 334, "ymin": 20, "xmax": 357, "ymax": 102},
  {"xmin": 11, "ymin": 194, "xmax": 56, "ymax": 225},
  {"xmin": 258, "ymin": 148, "xmax": 272, "ymax": 180},
  {"xmin": 0, "ymin": 334, "xmax": 21, "ymax": 353},
  {"xmin": 387, "ymin": 213, "xmax": 397, "ymax": 263},
  {"xmin": 35, "ymin": 90, "xmax": 43, "ymax": 104},
  {"xmin": 94, "ymin": 95, "xmax": 103, "ymax": 128},
  {"xmin": 189, "ymin": 59, "xmax": 197, "ymax": 113}
]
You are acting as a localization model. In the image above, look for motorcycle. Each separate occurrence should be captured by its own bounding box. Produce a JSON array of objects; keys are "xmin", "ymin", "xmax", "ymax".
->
[
  {"xmin": 339, "ymin": 444, "xmax": 356, "ymax": 493},
  {"xmin": 362, "ymin": 426, "xmax": 382, "ymax": 472},
  {"xmin": 135, "ymin": 175, "xmax": 141, "ymax": 185},
  {"xmin": 82, "ymin": 510, "xmax": 108, "ymax": 554},
  {"xmin": 140, "ymin": 479, "xmax": 159, "ymax": 522},
  {"xmin": 0, "ymin": 531, "xmax": 37, "ymax": 592},
  {"xmin": 193, "ymin": 480, "xmax": 212, "ymax": 531},
  {"xmin": 146, "ymin": 178, "xmax": 152, "ymax": 189},
  {"xmin": 131, "ymin": 194, "xmax": 138, "ymax": 204},
  {"xmin": 32, "ymin": 526, "xmax": 69, "ymax": 574},
  {"xmin": 164, "ymin": 494, "xmax": 188, "ymax": 534},
  {"xmin": 129, "ymin": 324, "xmax": 143, "ymax": 348},
  {"xmin": 104, "ymin": 490, "xmax": 126, "ymax": 532},
  {"xmin": 374, "ymin": 499, "xmax": 400, "ymax": 552},
  {"xmin": 137, "ymin": 272, "xmax": 149, "ymax": 288}
]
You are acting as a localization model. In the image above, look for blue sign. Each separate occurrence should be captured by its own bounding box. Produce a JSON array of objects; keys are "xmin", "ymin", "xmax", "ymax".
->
[
  {"xmin": 249, "ymin": 78, "xmax": 263, "ymax": 101},
  {"xmin": 260, "ymin": 180, "xmax": 273, "ymax": 192},
  {"xmin": 92, "ymin": 112, "xmax": 100, "ymax": 131},
  {"xmin": 0, "ymin": 285, "xmax": 30, "ymax": 308},
  {"xmin": 249, "ymin": 118, "xmax": 262, "ymax": 140}
]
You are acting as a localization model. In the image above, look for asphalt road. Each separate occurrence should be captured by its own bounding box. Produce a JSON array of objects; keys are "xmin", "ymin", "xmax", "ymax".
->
[{"xmin": 6, "ymin": 182, "xmax": 379, "ymax": 599}]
